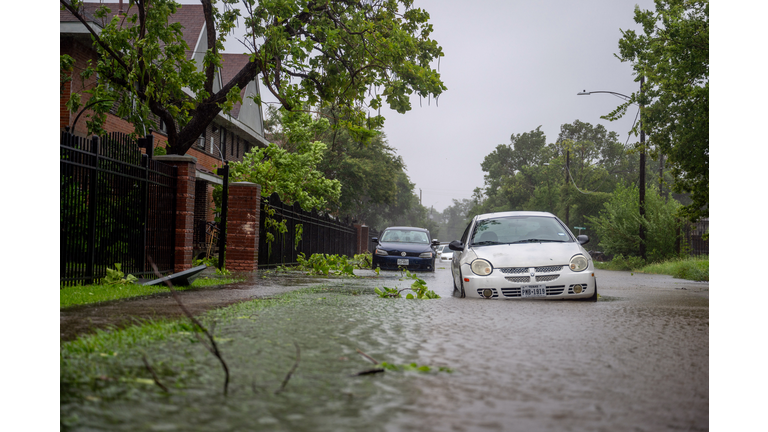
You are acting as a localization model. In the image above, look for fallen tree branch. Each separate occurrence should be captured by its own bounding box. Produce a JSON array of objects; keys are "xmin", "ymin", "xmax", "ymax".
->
[
  {"xmin": 351, "ymin": 368, "xmax": 385, "ymax": 376},
  {"xmin": 275, "ymin": 342, "xmax": 301, "ymax": 395},
  {"xmin": 149, "ymin": 257, "xmax": 230, "ymax": 396},
  {"xmin": 142, "ymin": 354, "xmax": 170, "ymax": 393},
  {"xmin": 355, "ymin": 348, "xmax": 379, "ymax": 365}
]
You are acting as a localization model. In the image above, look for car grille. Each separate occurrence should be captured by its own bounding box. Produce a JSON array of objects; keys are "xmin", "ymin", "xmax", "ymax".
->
[
  {"xmin": 535, "ymin": 265, "xmax": 563, "ymax": 273},
  {"xmin": 499, "ymin": 265, "xmax": 562, "ymax": 274},
  {"xmin": 499, "ymin": 267, "xmax": 527, "ymax": 274},
  {"xmin": 505, "ymin": 276, "xmax": 530, "ymax": 283},
  {"xmin": 387, "ymin": 250, "xmax": 422, "ymax": 257},
  {"xmin": 536, "ymin": 274, "xmax": 559, "ymax": 282},
  {"xmin": 501, "ymin": 285, "xmax": 565, "ymax": 297},
  {"xmin": 476, "ymin": 288, "xmax": 499, "ymax": 298},
  {"xmin": 547, "ymin": 285, "xmax": 565, "ymax": 295}
]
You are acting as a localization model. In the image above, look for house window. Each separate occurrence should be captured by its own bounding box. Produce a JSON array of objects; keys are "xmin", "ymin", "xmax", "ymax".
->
[
  {"xmin": 220, "ymin": 127, "xmax": 227, "ymax": 157},
  {"xmin": 197, "ymin": 131, "xmax": 205, "ymax": 149}
]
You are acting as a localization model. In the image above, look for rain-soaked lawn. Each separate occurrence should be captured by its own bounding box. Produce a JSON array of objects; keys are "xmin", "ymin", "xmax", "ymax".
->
[{"xmin": 61, "ymin": 278, "xmax": 447, "ymax": 432}]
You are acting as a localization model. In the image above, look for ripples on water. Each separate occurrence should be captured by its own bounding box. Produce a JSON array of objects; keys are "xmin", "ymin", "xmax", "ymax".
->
[{"xmin": 61, "ymin": 269, "xmax": 708, "ymax": 431}]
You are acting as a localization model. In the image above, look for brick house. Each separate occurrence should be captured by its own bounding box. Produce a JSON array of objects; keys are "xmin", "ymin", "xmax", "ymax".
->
[{"xmin": 61, "ymin": 2, "xmax": 270, "ymax": 260}]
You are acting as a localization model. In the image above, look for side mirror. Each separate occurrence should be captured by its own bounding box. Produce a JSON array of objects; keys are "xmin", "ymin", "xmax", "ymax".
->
[
  {"xmin": 371, "ymin": 237, "xmax": 379, "ymax": 244},
  {"xmin": 431, "ymin": 239, "xmax": 440, "ymax": 246},
  {"xmin": 577, "ymin": 235, "xmax": 589, "ymax": 245},
  {"xmin": 448, "ymin": 240, "xmax": 464, "ymax": 251}
]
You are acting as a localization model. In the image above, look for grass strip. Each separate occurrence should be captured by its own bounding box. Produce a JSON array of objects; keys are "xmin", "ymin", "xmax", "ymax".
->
[
  {"xmin": 60, "ymin": 276, "xmax": 244, "ymax": 309},
  {"xmin": 594, "ymin": 255, "xmax": 709, "ymax": 281}
]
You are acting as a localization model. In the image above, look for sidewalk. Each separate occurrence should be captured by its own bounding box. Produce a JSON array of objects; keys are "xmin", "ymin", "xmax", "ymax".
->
[{"xmin": 60, "ymin": 271, "xmax": 332, "ymax": 341}]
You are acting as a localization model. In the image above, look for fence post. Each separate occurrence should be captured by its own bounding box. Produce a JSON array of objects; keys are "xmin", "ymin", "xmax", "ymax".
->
[
  {"xmin": 141, "ymin": 133, "xmax": 154, "ymax": 160},
  {"xmin": 153, "ymin": 155, "xmax": 197, "ymax": 273},
  {"xmin": 227, "ymin": 182, "xmax": 261, "ymax": 272},
  {"xmin": 86, "ymin": 136, "xmax": 100, "ymax": 283},
  {"xmin": 216, "ymin": 162, "xmax": 229, "ymax": 271}
]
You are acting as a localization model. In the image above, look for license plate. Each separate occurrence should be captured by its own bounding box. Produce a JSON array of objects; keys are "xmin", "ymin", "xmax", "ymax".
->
[
  {"xmin": 397, "ymin": 259, "xmax": 409, "ymax": 266},
  {"xmin": 520, "ymin": 284, "xmax": 547, "ymax": 298}
]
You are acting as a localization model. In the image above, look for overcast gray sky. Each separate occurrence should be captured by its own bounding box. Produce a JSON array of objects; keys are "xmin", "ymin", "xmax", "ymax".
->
[
  {"xmin": 195, "ymin": 0, "xmax": 653, "ymax": 212},
  {"xmin": 372, "ymin": 0, "xmax": 656, "ymax": 212}
]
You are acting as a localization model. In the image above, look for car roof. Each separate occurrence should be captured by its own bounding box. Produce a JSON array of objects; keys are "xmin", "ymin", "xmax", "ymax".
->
[
  {"xmin": 475, "ymin": 211, "xmax": 557, "ymax": 221},
  {"xmin": 383, "ymin": 226, "xmax": 430, "ymax": 232}
]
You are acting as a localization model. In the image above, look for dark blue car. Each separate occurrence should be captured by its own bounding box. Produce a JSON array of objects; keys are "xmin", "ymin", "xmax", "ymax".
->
[{"xmin": 371, "ymin": 226, "xmax": 439, "ymax": 272}]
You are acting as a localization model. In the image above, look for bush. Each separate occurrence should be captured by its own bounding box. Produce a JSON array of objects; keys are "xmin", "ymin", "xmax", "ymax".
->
[
  {"xmin": 671, "ymin": 259, "xmax": 709, "ymax": 281},
  {"xmin": 608, "ymin": 254, "xmax": 647, "ymax": 271},
  {"xmin": 587, "ymin": 182, "xmax": 683, "ymax": 262}
]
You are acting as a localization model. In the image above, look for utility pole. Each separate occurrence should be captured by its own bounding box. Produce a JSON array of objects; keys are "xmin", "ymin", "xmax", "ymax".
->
[
  {"xmin": 639, "ymin": 76, "xmax": 647, "ymax": 261},
  {"xmin": 577, "ymin": 83, "xmax": 647, "ymax": 260},
  {"xmin": 564, "ymin": 143, "xmax": 570, "ymax": 227}
]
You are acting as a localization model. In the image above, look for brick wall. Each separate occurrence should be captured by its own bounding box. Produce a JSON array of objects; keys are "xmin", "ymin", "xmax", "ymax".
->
[{"xmin": 226, "ymin": 182, "xmax": 262, "ymax": 272}]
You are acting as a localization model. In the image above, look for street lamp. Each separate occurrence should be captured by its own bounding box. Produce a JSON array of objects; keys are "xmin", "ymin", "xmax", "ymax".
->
[{"xmin": 578, "ymin": 77, "xmax": 647, "ymax": 260}]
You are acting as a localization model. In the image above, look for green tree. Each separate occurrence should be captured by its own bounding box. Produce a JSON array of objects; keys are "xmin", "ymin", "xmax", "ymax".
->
[
  {"xmin": 263, "ymin": 105, "xmax": 411, "ymax": 228},
  {"xmin": 439, "ymin": 198, "xmax": 476, "ymax": 241},
  {"xmin": 587, "ymin": 182, "xmax": 682, "ymax": 262},
  {"xmin": 607, "ymin": 0, "xmax": 708, "ymax": 220},
  {"xmin": 478, "ymin": 127, "xmax": 552, "ymax": 212},
  {"xmin": 61, "ymin": 0, "xmax": 446, "ymax": 154},
  {"xmin": 225, "ymin": 109, "xmax": 341, "ymax": 211}
]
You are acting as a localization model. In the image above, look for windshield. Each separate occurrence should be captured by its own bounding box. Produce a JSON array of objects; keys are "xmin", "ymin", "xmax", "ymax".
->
[
  {"xmin": 470, "ymin": 216, "xmax": 572, "ymax": 246},
  {"xmin": 381, "ymin": 229, "xmax": 430, "ymax": 244}
]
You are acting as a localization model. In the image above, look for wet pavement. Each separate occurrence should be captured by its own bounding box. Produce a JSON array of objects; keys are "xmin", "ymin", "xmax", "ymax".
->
[
  {"xmin": 59, "ymin": 271, "xmax": 338, "ymax": 341},
  {"xmin": 61, "ymin": 266, "xmax": 708, "ymax": 431}
]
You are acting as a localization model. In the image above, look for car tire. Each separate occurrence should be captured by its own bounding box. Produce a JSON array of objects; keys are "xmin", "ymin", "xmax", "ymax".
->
[
  {"xmin": 453, "ymin": 274, "xmax": 460, "ymax": 296},
  {"xmin": 585, "ymin": 281, "xmax": 598, "ymax": 302},
  {"xmin": 458, "ymin": 273, "xmax": 466, "ymax": 298}
]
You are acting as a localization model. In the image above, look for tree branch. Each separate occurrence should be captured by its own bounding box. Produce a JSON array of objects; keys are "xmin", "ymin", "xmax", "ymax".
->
[{"xmin": 59, "ymin": 1, "xmax": 132, "ymax": 73}]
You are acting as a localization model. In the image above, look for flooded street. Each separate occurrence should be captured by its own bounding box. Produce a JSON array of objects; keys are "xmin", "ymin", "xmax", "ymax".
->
[
  {"xmin": 61, "ymin": 267, "xmax": 708, "ymax": 431},
  {"xmin": 381, "ymin": 266, "xmax": 709, "ymax": 431}
]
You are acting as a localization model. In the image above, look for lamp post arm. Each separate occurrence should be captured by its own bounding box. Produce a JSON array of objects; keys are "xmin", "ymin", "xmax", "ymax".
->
[{"xmin": 576, "ymin": 90, "xmax": 632, "ymax": 101}]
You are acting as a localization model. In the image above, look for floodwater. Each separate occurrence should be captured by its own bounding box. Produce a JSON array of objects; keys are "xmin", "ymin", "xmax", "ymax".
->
[{"xmin": 60, "ymin": 266, "xmax": 708, "ymax": 431}]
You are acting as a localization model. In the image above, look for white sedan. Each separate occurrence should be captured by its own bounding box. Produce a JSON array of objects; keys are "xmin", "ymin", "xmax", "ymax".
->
[
  {"xmin": 439, "ymin": 244, "xmax": 453, "ymax": 262},
  {"xmin": 448, "ymin": 211, "xmax": 597, "ymax": 301}
]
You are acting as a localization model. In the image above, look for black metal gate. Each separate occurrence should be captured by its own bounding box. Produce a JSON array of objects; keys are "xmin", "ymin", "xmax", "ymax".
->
[
  {"xmin": 259, "ymin": 192, "xmax": 357, "ymax": 267},
  {"xmin": 60, "ymin": 130, "xmax": 177, "ymax": 285}
]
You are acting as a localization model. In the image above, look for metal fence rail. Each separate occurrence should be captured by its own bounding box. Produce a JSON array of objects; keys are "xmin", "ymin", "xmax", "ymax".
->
[
  {"xmin": 683, "ymin": 218, "xmax": 709, "ymax": 256},
  {"xmin": 60, "ymin": 131, "xmax": 176, "ymax": 285},
  {"xmin": 258, "ymin": 192, "xmax": 357, "ymax": 267}
]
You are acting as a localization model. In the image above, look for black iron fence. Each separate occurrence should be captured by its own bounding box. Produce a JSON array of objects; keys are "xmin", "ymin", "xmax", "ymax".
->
[
  {"xmin": 367, "ymin": 227, "xmax": 380, "ymax": 253},
  {"xmin": 60, "ymin": 131, "xmax": 177, "ymax": 285},
  {"xmin": 681, "ymin": 218, "xmax": 709, "ymax": 256},
  {"xmin": 258, "ymin": 192, "xmax": 358, "ymax": 267}
]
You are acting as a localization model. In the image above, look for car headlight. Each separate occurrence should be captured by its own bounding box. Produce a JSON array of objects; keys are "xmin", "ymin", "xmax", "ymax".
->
[
  {"xmin": 471, "ymin": 259, "xmax": 493, "ymax": 276},
  {"xmin": 419, "ymin": 252, "xmax": 433, "ymax": 259},
  {"xmin": 375, "ymin": 249, "xmax": 388, "ymax": 256},
  {"xmin": 569, "ymin": 254, "xmax": 588, "ymax": 272}
]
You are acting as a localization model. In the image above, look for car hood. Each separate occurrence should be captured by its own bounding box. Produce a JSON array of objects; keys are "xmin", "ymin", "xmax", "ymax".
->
[
  {"xmin": 377, "ymin": 242, "xmax": 433, "ymax": 254},
  {"xmin": 471, "ymin": 242, "xmax": 586, "ymax": 268}
]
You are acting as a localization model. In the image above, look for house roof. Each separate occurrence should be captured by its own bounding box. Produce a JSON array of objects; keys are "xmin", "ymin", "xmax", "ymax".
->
[
  {"xmin": 61, "ymin": 2, "xmax": 266, "ymax": 146},
  {"xmin": 61, "ymin": 2, "xmax": 205, "ymax": 59},
  {"xmin": 220, "ymin": 53, "xmax": 252, "ymax": 118}
]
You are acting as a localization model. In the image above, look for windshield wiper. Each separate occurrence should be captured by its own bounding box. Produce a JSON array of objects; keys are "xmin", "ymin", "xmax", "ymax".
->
[
  {"xmin": 472, "ymin": 241, "xmax": 500, "ymax": 246},
  {"xmin": 510, "ymin": 239, "xmax": 566, "ymax": 244}
]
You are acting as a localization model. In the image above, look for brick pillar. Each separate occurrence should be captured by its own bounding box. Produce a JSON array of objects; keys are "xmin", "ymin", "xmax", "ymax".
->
[
  {"xmin": 227, "ymin": 182, "xmax": 262, "ymax": 272},
  {"xmin": 354, "ymin": 224, "xmax": 370, "ymax": 254},
  {"xmin": 154, "ymin": 155, "xmax": 197, "ymax": 273}
]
